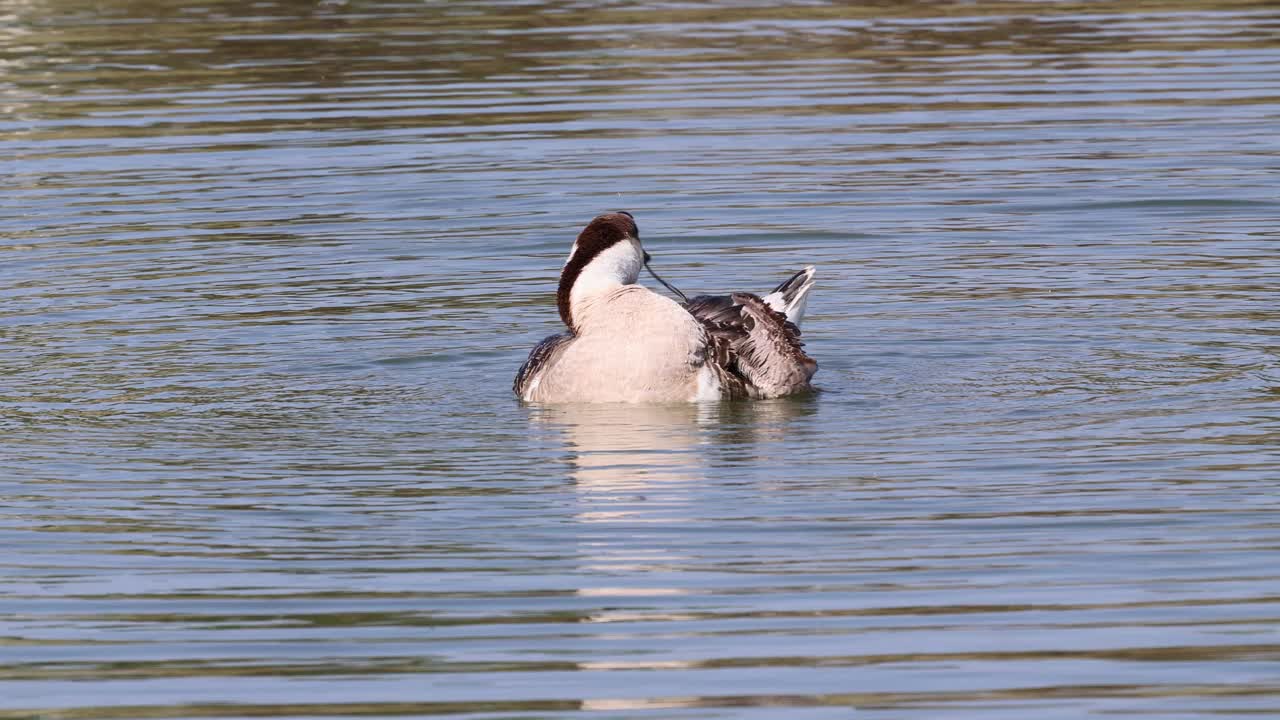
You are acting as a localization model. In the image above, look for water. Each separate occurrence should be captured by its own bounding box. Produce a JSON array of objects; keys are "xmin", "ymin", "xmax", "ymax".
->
[{"xmin": 3, "ymin": 0, "xmax": 1279, "ymax": 717}]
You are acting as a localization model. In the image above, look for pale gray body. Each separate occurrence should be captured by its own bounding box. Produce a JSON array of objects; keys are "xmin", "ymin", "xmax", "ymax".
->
[
  {"xmin": 518, "ymin": 285, "xmax": 716, "ymax": 403},
  {"xmin": 514, "ymin": 212, "xmax": 817, "ymax": 404}
]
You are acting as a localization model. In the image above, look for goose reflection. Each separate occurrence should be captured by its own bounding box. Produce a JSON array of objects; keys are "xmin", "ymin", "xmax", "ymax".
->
[
  {"xmin": 529, "ymin": 398, "xmax": 820, "ymax": 488},
  {"xmin": 524, "ymin": 398, "xmax": 820, "ymax": 678},
  {"xmin": 530, "ymin": 402, "xmax": 711, "ymax": 493}
]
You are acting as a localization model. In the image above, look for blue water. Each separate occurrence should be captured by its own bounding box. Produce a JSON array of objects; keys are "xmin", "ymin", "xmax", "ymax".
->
[{"xmin": 2, "ymin": 1, "xmax": 1278, "ymax": 717}]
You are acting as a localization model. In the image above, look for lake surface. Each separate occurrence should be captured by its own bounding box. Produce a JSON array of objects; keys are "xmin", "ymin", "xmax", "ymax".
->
[{"xmin": 3, "ymin": 0, "xmax": 1279, "ymax": 717}]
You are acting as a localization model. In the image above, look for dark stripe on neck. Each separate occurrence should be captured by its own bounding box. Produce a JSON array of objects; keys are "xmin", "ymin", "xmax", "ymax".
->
[
  {"xmin": 556, "ymin": 251, "xmax": 590, "ymax": 330},
  {"xmin": 555, "ymin": 212, "xmax": 639, "ymax": 331}
]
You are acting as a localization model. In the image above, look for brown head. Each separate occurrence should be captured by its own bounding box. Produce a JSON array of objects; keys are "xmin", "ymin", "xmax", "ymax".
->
[{"xmin": 556, "ymin": 211, "xmax": 643, "ymax": 330}]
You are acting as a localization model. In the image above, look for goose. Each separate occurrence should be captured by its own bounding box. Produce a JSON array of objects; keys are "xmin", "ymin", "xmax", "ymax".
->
[{"xmin": 515, "ymin": 211, "xmax": 816, "ymax": 403}]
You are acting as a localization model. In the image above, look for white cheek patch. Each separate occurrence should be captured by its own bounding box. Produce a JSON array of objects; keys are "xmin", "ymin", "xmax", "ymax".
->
[{"xmin": 569, "ymin": 241, "xmax": 643, "ymax": 307}]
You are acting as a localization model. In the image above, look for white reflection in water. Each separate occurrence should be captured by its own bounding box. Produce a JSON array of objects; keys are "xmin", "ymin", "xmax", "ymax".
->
[
  {"xmin": 530, "ymin": 398, "xmax": 817, "ymax": 492},
  {"xmin": 528, "ymin": 403, "xmax": 715, "ymax": 614},
  {"xmin": 526, "ymin": 400, "xmax": 817, "ymax": 606},
  {"xmin": 547, "ymin": 402, "xmax": 710, "ymax": 487}
]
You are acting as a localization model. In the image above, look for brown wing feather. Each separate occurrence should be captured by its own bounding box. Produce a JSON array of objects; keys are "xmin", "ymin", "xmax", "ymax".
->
[
  {"xmin": 684, "ymin": 293, "xmax": 816, "ymax": 399},
  {"xmin": 513, "ymin": 332, "xmax": 573, "ymax": 399}
]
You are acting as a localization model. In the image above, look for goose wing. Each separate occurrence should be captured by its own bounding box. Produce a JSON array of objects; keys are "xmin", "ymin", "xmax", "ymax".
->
[
  {"xmin": 514, "ymin": 332, "xmax": 573, "ymax": 400},
  {"xmin": 685, "ymin": 292, "xmax": 816, "ymax": 399}
]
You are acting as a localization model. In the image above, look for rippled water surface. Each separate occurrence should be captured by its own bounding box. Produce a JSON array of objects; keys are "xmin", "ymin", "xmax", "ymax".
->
[{"xmin": 3, "ymin": 0, "xmax": 1279, "ymax": 717}]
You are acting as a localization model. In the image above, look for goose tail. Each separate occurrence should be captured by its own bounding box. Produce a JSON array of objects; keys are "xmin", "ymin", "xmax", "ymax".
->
[{"xmin": 761, "ymin": 266, "xmax": 816, "ymax": 327}]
